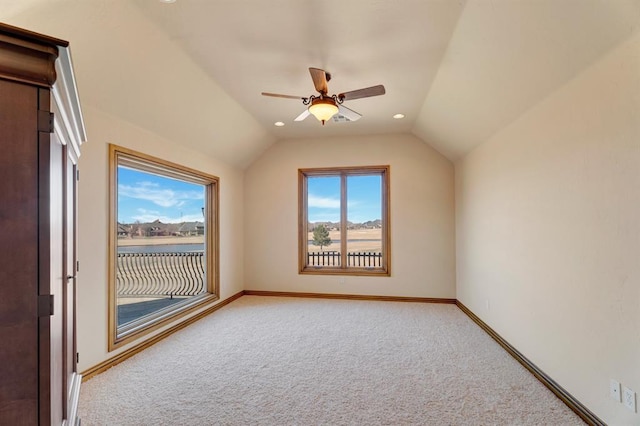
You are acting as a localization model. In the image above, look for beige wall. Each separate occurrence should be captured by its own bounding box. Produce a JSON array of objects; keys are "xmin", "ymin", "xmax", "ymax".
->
[
  {"xmin": 4, "ymin": 0, "xmax": 259, "ymax": 373},
  {"xmin": 5, "ymin": 0, "xmax": 274, "ymax": 169},
  {"xmin": 455, "ymin": 32, "xmax": 640, "ymax": 424},
  {"xmin": 7, "ymin": 5, "xmax": 637, "ymax": 423},
  {"xmin": 244, "ymin": 133, "xmax": 456, "ymax": 298},
  {"xmin": 76, "ymin": 106, "xmax": 245, "ymax": 371}
]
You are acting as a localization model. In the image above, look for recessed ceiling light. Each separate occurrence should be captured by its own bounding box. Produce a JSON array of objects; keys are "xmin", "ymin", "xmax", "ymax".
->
[
  {"xmin": 393, "ymin": 113, "xmax": 405, "ymax": 119},
  {"xmin": 159, "ymin": 0, "xmax": 176, "ymax": 3},
  {"xmin": 274, "ymin": 121, "xmax": 285, "ymax": 127}
]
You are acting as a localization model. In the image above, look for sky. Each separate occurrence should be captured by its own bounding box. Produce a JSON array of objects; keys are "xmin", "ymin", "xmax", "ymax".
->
[
  {"xmin": 117, "ymin": 166, "xmax": 205, "ymax": 224},
  {"xmin": 118, "ymin": 167, "xmax": 381, "ymax": 225},
  {"xmin": 307, "ymin": 175, "xmax": 382, "ymax": 224}
]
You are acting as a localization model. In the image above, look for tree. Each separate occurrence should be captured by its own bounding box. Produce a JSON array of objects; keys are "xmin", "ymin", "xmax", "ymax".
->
[{"xmin": 312, "ymin": 224, "xmax": 332, "ymax": 250}]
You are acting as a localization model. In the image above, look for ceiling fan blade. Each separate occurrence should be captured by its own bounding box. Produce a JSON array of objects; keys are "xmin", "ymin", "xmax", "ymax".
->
[
  {"xmin": 338, "ymin": 85, "xmax": 386, "ymax": 101},
  {"xmin": 262, "ymin": 92, "xmax": 305, "ymax": 100},
  {"xmin": 309, "ymin": 67, "xmax": 328, "ymax": 94},
  {"xmin": 338, "ymin": 104, "xmax": 362, "ymax": 122},
  {"xmin": 294, "ymin": 109, "xmax": 311, "ymax": 122}
]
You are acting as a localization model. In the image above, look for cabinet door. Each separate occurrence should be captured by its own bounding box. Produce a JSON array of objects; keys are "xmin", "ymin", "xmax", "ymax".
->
[
  {"xmin": 0, "ymin": 76, "xmax": 40, "ymax": 426},
  {"xmin": 63, "ymin": 146, "xmax": 78, "ymax": 423},
  {"xmin": 47, "ymin": 125, "xmax": 65, "ymax": 426},
  {"xmin": 48, "ymin": 132, "xmax": 79, "ymax": 426}
]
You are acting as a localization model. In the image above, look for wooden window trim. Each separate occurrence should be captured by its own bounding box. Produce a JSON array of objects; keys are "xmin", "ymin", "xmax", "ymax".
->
[
  {"xmin": 298, "ymin": 165, "xmax": 390, "ymax": 277},
  {"xmin": 108, "ymin": 144, "xmax": 220, "ymax": 351}
]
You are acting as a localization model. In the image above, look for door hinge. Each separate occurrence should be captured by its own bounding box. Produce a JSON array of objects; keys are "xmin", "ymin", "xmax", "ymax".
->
[
  {"xmin": 38, "ymin": 294, "xmax": 54, "ymax": 317},
  {"xmin": 38, "ymin": 110, "xmax": 54, "ymax": 133},
  {"xmin": 76, "ymin": 352, "xmax": 79, "ymax": 363},
  {"xmin": 77, "ymin": 260, "xmax": 80, "ymax": 272},
  {"xmin": 76, "ymin": 169, "xmax": 80, "ymax": 181}
]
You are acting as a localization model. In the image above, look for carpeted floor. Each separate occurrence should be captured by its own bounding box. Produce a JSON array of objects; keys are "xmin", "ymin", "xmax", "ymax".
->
[{"xmin": 79, "ymin": 296, "xmax": 584, "ymax": 425}]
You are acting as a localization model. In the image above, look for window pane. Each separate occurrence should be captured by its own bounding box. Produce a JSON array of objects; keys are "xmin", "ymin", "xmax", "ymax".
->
[
  {"xmin": 347, "ymin": 175, "xmax": 382, "ymax": 268},
  {"xmin": 298, "ymin": 166, "xmax": 389, "ymax": 276},
  {"xmin": 307, "ymin": 176, "xmax": 341, "ymax": 267},
  {"xmin": 116, "ymin": 166, "xmax": 206, "ymax": 328}
]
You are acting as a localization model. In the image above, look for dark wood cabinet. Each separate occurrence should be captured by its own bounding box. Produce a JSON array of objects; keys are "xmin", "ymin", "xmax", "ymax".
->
[{"xmin": 0, "ymin": 23, "xmax": 86, "ymax": 426}]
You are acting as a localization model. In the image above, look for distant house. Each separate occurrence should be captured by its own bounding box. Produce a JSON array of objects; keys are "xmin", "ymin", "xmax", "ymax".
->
[
  {"xmin": 179, "ymin": 221, "xmax": 204, "ymax": 236},
  {"xmin": 146, "ymin": 220, "xmax": 170, "ymax": 237},
  {"xmin": 117, "ymin": 223, "xmax": 130, "ymax": 238}
]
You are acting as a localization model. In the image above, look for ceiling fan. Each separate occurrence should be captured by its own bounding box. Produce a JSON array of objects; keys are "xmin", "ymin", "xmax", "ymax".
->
[{"xmin": 262, "ymin": 67, "xmax": 386, "ymax": 125}]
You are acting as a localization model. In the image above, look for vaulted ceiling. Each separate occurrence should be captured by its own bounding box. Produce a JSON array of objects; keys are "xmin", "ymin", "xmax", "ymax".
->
[{"xmin": 4, "ymin": 0, "xmax": 639, "ymax": 167}]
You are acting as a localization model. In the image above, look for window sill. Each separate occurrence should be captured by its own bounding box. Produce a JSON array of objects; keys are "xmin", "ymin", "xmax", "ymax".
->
[
  {"xmin": 110, "ymin": 292, "xmax": 219, "ymax": 351},
  {"xmin": 299, "ymin": 267, "xmax": 390, "ymax": 277}
]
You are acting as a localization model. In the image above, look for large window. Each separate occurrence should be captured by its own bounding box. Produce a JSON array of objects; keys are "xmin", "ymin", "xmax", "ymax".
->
[
  {"xmin": 108, "ymin": 145, "xmax": 219, "ymax": 350},
  {"xmin": 299, "ymin": 166, "xmax": 390, "ymax": 276}
]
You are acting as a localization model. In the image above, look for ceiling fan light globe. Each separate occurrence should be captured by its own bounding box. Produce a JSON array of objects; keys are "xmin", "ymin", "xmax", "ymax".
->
[{"xmin": 309, "ymin": 99, "xmax": 339, "ymax": 123}]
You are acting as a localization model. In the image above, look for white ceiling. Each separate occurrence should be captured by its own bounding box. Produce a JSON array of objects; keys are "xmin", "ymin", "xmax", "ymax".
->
[
  {"xmin": 131, "ymin": 0, "xmax": 465, "ymax": 141},
  {"xmin": 4, "ymin": 0, "xmax": 640, "ymax": 167}
]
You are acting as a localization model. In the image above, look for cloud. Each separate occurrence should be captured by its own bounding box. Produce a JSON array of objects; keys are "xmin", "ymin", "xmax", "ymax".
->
[
  {"xmin": 308, "ymin": 194, "xmax": 340, "ymax": 208},
  {"xmin": 131, "ymin": 211, "xmax": 204, "ymax": 224},
  {"xmin": 119, "ymin": 182, "xmax": 203, "ymax": 208},
  {"xmin": 136, "ymin": 208, "xmax": 161, "ymax": 216}
]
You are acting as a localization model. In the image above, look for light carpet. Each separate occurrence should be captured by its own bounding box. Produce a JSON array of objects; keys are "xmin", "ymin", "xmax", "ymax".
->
[{"xmin": 79, "ymin": 296, "xmax": 584, "ymax": 425}]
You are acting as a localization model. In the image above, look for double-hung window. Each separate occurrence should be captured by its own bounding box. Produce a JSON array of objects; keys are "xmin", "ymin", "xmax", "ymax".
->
[{"xmin": 299, "ymin": 166, "xmax": 390, "ymax": 276}]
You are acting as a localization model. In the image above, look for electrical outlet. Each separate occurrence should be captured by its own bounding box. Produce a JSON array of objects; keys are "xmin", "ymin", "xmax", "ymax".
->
[
  {"xmin": 611, "ymin": 380, "xmax": 621, "ymax": 402},
  {"xmin": 623, "ymin": 387, "xmax": 637, "ymax": 413}
]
